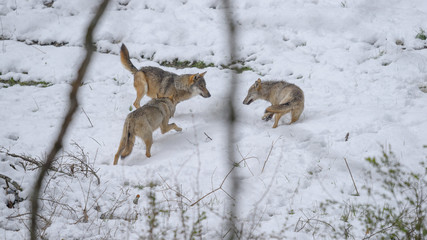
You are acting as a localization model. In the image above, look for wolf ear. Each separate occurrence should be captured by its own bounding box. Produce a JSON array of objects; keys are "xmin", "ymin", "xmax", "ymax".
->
[
  {"xmin": 199, "ymin": 71, "xmax": 207, "ymax": 77},
  {"xmin": 168, "ymin": 95, "xmax": 177, "ymax": 104},
  {"xmin": 255, "ymin": 78, "xmax": 262, "ymax": 90},
  {"xmin": 189, "ymin": 74, "xmax": 197, "ymax": 85}
]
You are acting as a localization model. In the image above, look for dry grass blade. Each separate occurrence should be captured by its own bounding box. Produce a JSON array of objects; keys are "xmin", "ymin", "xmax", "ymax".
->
[
  {"xmin": 344, "ymin": 158, "xmax": 359, "ymax": 196},
  {"xmin": 261, "ymin": 138, "xmax": 280, "ymax": 173}
]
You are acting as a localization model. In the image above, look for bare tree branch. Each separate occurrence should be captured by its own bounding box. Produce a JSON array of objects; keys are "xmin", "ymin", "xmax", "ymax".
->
[
  {"xmin": 29, "ymin": 1, "xmax": 110, "ymax": 239},
  {"xmin": 221, "ymin": 0, "xmax": 240, "ymax": 238},
  {"xmin": 191, "ymin": 157, "xmax": 254, "ymax": 207}
]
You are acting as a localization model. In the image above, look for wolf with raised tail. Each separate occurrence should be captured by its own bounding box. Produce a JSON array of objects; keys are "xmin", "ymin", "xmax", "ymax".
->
[
  {"xmin": 243, "ymin": 79, "xmax": 304, "ymax": 128},
  {"xmin": 120, "ymin": 44, "xmax": 211, "ymax": 108}
]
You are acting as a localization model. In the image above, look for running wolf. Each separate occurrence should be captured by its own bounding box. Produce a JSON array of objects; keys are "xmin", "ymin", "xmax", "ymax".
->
[
  {"xmin": 243, "ymin": 79, "xmax": 304, "ymax": 128},
  {"xmin": 120, "ymin": 44, "xmax": 211, "ymax": 108},
  {"xmin": 113, "ymin": 96, "xmax": 182, "ymax": 165}
]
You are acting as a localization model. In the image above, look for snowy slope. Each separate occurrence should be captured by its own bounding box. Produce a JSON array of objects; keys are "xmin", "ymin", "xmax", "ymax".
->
[{"xmin": 1, "ymin": 0, "xmax": 427, "ymax": 239}]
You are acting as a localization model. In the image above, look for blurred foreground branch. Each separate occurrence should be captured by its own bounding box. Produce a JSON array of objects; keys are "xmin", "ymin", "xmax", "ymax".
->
[
  {"xmin": 221, "ymin": 0, "xmax": 240, "ymax": 239},
  {"xmin": 29, "ymin": 0, "xmax": 110, "ymax": 239}
]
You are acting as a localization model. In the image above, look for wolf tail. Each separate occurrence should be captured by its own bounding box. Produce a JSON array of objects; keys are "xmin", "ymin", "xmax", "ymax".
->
[
  {"xmin": 265, "ymin": 98, "xmax": 304, "ymax": 123},
  {"xmin": 113, "ymin": 118, "xmax": 134, "ymax": 165},
  {"xmin": 265, "ymin": 102, "xmax": 292, "ymax": 113},
  {"xmin": 120, "ymin": 44, "xmax": 138, "ymax": 74}
]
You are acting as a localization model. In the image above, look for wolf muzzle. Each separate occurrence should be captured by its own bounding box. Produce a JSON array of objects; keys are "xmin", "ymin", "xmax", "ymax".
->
[
  {"xmin": 243, "ymin": 98, "xmax": 253, "ymax": 105},
  {"xmin": 201, "ymin": 91, "xmax": 211, "ymax": 98}
]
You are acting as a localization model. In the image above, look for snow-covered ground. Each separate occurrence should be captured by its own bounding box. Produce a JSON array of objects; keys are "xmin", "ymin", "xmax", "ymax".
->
[{"xmin": 1, "ymin": 0, "xmax": 427, "ymax": 239}]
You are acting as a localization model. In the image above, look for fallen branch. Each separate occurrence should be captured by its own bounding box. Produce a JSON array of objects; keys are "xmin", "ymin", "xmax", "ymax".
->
[
  {"xmin": 0, "ymin": 148, "xmax": 42, "ymax": 168},
  {"xmin": 0, "ymin": 147, "xmax": 99, "ymax": 184},
  {"xmin": 0, "ymin": 173, "xmax": 23, "ymax": 191}
]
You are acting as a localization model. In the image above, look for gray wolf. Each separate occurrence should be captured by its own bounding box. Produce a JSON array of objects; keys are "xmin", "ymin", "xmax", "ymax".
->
[
  {"xmin": 120, "ymin": 44, "xmax": 211, "ymax": 108},
  {"xmin": 243, "ymin": 79, "xmax": 304, "ymax": 128},
  {"xmin": 113, "ymin": 96, "xmax": 182, "ymax": 165}
]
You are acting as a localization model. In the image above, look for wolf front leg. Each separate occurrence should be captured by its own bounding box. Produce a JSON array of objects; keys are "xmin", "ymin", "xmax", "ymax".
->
[
  {"xmin": 133, "ymin": 71, "xmax": 148, "ymax": 109},
  {"xmin": 272, "ymin": 113, "xmax": 285, "ymax": 128},
  {"xmin": 160, "ymin": 119, "xmax": 182, "ymax": 134}
]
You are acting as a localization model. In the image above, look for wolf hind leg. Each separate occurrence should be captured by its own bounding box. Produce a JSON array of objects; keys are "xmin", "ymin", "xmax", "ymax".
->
[{"xmin": 142, "ymin": 133, "xmax": 153, "ymax": 158}]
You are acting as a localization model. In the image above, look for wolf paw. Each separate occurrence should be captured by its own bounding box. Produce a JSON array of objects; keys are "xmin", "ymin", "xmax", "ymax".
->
[
  {"xmin": 175, "ymin": 127, "xmax": 182, "ymax": 132},
  {"xmin": 262, "ymin": 114, "xmax": 273, "ymax": 121}
]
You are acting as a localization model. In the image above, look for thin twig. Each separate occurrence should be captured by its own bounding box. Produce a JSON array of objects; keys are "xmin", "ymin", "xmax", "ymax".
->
[
  {"xmin": 236, "ymin": 144, "xmax": 256, "ymax": 176},
  {"xmin": 362, "ymin": 210, "xmax": 406, "ymax": 239},
  {"xmin": 90, "ymin": 137, "xmax": 102, "ymax": 146},
  {"xmin": 261, "ymin": 138, "xmax": 279, "ymax": 173},
  {"xmin": 344, "ymin": 158, "xmax": 360, "ymax": 196},
  {"xmin": 190, "ymin": 157, "xmax": 253, "ymax": 207},
  {"xmin": 38, "ymin": 197, "xmax": 77, "ymax": 216},
  {"xmin": 32, "ymin": 97, "xmax": 40, "ymax": 112},
  {"xmin": 159, "ymin": 174, "xmax": 192, "ymax": 203},
  {"xmin": 29, "ymin": 1, "xmax": 110, "ymax": 239},
  {"xmin": 67, "ymin": 142, "xmax": 101, "ymax": 184},
  {"xmin": 31, "ymin": 45, "xmax": 47, "ymax": 54},
  {"xmin": 81, "ymin": 107, "xmax": 94, "ymax": 127},
  {"xmin": 295, "ymin": 216, "xmax": 336, "ymax": 232},
  {"xmin": 204, "ymin": 132, "xmax": 212, "ymax": 141}
]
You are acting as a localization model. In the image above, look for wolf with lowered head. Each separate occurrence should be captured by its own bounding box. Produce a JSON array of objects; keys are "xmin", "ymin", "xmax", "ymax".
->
[{"xmin": 243, "ymin": 79, "xmax": 304, "ymax": 128}]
